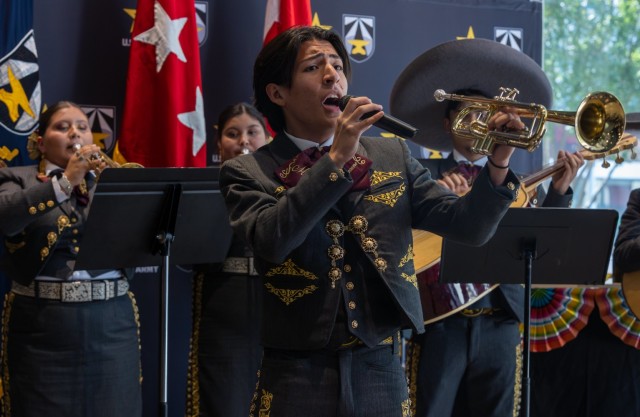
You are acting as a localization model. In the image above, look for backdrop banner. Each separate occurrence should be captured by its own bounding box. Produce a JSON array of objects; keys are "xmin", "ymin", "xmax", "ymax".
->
[{"xmin": 2, "ymin": 1, "xmax": 543, "ymax": 415}]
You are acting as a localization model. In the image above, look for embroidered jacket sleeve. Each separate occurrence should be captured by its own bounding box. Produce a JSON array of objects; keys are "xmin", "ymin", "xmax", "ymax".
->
[
  {"xmin": 0, "ymin": 166, "xmax": 61, "ymax": 237},
  {"xmin": 403, "ymin": 140, "xmax": 520, "ymax": 246}
]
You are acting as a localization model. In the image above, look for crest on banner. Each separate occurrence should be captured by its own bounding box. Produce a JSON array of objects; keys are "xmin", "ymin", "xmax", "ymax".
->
[
  {"xmin": 0, "ymin": 30, "xmax": 41, "ymax": 136},
  {"xmin": 82, "ymin": 105, "xmax": 117, "ymax": 154},
  {"xmin": 343, "ymin": 14, "xmax": 375, "ymax": 63}
]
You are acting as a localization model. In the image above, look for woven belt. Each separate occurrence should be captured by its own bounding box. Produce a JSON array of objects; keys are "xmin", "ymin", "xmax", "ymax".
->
[
  {"xmin": 12, "ymin": 278, "xmax": 129, "ymax": 302},
  {"xmin": 222, "ymin": 257, "xmax": 258, "ymax": 276},
  {"xmin": 459, "ymin": 307, "xmax": 502, "ymax": 317}
]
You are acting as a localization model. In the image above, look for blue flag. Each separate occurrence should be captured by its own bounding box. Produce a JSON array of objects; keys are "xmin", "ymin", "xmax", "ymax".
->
[{"xmin": 0, "ymin": 0, "xmax": 42, "ymax": 168}]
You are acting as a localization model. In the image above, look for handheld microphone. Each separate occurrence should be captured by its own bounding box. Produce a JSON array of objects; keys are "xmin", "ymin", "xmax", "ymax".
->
[{"xmin": 328, "ymin": 95, "xmax": 418, "ymax": 139}]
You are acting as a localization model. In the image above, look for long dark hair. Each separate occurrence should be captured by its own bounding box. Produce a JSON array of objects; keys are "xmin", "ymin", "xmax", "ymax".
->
[{"xmin": 253, "ymin": 26, "xmax": 351, "ymax": 134}]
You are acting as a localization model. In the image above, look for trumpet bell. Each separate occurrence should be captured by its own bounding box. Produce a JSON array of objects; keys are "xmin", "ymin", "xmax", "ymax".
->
[{"xmin": 572, "ymin": 92, "xmax": 625, "ymax": 153}]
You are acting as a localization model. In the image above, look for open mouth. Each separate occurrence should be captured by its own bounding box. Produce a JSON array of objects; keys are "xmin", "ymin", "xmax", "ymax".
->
[{"xmin": 324, "ymin": 97, "xmax": 340, "ymax": 107}]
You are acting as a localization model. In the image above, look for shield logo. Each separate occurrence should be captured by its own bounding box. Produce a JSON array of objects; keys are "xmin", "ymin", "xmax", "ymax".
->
[
  {"xmin": 0, "ymin": 29, "xmax": 41, "ymax": 136},
  {"xmin": 81, "ymin": 105, "xmax": 117, "ymax": 154},
  {"xmin": 343, "ymin": 15, "xmax": 375, "ymax": 63},
  {"xmin": 494, "ymin": 28, "xmax": 524, "ymax": 51},
  {"xmin": 195, "ymin": 1, "xmax": 209, "ymax": 46}
]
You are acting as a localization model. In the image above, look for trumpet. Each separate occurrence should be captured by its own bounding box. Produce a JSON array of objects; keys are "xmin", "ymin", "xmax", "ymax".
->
[
  {"xmin": 73, "ymin": 144, "xmax": 144, "ymax": 169},
  {"xmin": 434, "ymin": 87, "xmax": 626, "ymax": 155}
]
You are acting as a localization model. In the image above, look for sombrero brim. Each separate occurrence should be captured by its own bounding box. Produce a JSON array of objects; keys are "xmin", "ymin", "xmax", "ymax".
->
[{"xmin": 390, "ymin": 38, "xmax": 552, "ymax": 151}]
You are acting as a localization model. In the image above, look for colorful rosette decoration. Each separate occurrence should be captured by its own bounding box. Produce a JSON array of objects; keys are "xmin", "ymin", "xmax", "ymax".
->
[
  {"xmin": 529, "ymin": 287, "xmax": 595, "ymax": 352},
  {"xmin": 594, "ymin": 287, "xmax": 640, "ymax": 349}
]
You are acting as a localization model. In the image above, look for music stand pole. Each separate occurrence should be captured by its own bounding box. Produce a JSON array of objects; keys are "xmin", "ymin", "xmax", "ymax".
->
[{"xmin": 154, "ymin": 184, "xmax": 181, "ymax": 417}]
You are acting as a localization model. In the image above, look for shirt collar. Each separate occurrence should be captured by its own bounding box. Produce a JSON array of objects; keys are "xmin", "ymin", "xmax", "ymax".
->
[
  {"xmin": 284, "ymin": 130, "xmax": 334, "ymax": 151},
  {"xmin": 452, "ymin": 148, "xmax": 487, "ymax": 167}
]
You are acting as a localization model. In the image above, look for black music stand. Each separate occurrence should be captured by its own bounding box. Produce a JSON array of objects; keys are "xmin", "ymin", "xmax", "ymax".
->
[
  {"xmin": 439, "ymin": 207, "xmax": 619, "ymax": 417},
  {"xmin": 75, "ymin": 167, "xmax": 232, "ymax": 417}
]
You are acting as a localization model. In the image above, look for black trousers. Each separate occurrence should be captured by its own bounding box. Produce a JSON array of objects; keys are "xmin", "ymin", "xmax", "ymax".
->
[
  {"xmin": 408, "ymin": 311, "xmax": 521, "ymax": 417},
  {"xmin": 250, "ymin": 341, "xmax": 409, "ymax": 417},
  {"xmin": 186, "ymin": 273, "xmax": 263, "ymax": 417},
  {"xmin": 1, "ymin": 292, "xmax": 142, "ymax": 417}
]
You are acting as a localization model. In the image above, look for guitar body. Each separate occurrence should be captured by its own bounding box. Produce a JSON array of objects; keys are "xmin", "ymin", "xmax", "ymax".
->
[
  {"xmin": 416, "ymin": 264, "xmax": 499, "ymax": 324},
  {"xmin": 622, "ymin": 270, "xmax": 640, "ymax": 318},
  {"xmin": 411, "ymin": 229, "xmax": 442, "ymax": 274}
]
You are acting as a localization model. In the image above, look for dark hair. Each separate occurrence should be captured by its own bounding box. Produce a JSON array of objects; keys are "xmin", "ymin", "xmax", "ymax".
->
[
  {"xmin": 37, "ymin": 101, "xmax": 84, "ymax": 134},
  {"xmin": 216, "ymin": 102, "xmax": 268, "ymax": 140},
  {"xmin": 253, "ymin": 26, "xmax": 351, "ymax": 133},
  {"xmin": 444, "ymin": 88, "xmax": 488, "ymax": 119}
]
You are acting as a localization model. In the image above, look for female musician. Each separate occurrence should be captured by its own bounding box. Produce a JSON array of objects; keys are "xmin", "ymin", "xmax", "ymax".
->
[
  {"xmin": 0, "ymin": 101, "xmax": 142, "ymax": 417},
  {"xmin": 186, "ymin": 102, "xmax": 269, "ymax": 417}
]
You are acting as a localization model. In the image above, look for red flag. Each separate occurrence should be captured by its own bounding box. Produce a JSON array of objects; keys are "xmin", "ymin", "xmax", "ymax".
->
[
  {"xmin": 263, "ymin": 0, "xmax": 312, "ymax": 45},
  {"xmin": 117, "ymin": 0, "xmax": 205, "ymax": 168}
]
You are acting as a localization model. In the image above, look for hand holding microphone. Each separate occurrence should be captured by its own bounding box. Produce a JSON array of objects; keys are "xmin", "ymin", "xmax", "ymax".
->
[{"xmin": 326, "ymin": 95, "xmax": 418, "ymax": 139}]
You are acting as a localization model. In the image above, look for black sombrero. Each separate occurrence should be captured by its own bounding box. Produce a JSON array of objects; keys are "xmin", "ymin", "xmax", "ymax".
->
[{"xmin": 390, "ymin": 38, "xmax": 553, "ymax": 151}]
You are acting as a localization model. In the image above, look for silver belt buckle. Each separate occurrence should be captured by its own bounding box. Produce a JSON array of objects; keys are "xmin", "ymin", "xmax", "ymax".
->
[
  {"xmin": 61, "ymin": 281, "xmax": 92, "ymax": 302},
  {"xmin": 91, "ymin": 280, "xmax": 109, "ymax": 300}
]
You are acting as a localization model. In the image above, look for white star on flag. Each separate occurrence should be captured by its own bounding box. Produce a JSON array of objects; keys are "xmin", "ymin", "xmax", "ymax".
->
[
  {"xmin": 177, "ymin": 86, "xmax": 206, "ymax": 156},
  {"xmin": 134, "ymin": 1, "xmax": 187, "ymax": 72}
]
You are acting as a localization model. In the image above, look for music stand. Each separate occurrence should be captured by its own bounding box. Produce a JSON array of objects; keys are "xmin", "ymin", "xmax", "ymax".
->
[
  {"xmin": 439, "ymin": 207, "xmax": 619, "ymax": 417},
  {"xmin": 75, "ymin": 167, "xmax": 232, "ymax": 417}
]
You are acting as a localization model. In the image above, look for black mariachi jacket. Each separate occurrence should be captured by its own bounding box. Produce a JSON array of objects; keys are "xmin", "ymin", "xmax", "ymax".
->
[
  {"xmin": 220, "ymin": 135, "xmax": 520, "ymax": 350},
  {"xmin": 0, "ymin": 165, "xmax": 133, "ymax": 285}
]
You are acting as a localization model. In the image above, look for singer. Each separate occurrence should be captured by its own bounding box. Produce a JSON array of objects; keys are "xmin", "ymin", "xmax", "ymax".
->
[{"xmin": 220, "ymin": 26, "xmax": 526, "ymax": 417}]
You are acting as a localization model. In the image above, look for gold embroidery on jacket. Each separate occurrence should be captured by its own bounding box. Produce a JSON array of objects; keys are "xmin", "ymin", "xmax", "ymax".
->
[
  {"xmin": 265, "ymin": 259, "xmax": 317, "ymax": 280},
  {"xmin": 398, "ymin": 244, "xmax": 414, "ymax": 267},
  {"xmin": 259, "ymin": 389, "xmax": 273, "ymax": 417},
  {"xmin": 401, "ymin": 272, "xmax": 418, "ymax": 289},
  {"xmin": 264, "ymin": 259, "xmax": 319, "ymax": 304},
  {"xmin": 264, "ymin": 284, "xmax": 319, "ymax": 305},
  {"xmin": 274, "ymin": 185, "xmax": 286, "ymax": 196},
  {"xmin": 278, "ymin": 155, "xmax": 309, "ymax": 179},
  {"xmin": 4, "ymin": 240, "xmax": 25, "ymax": 254},
  {"xmin": 370, "ymin": 171, "xmax": 402, "ymax": 187},
  {"xmin": 365, "ymin": 183, "xmax": 406, "ymax": 207}
]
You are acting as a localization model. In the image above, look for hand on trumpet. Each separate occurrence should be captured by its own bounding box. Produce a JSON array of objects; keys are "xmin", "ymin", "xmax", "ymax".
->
[
  {"xmin": 484, "ymin": 106, "xmax": 523, "ymax": 185},
  {"xmin": 65, "ymin": 143, "xmax": 107, "ymax": 185}
]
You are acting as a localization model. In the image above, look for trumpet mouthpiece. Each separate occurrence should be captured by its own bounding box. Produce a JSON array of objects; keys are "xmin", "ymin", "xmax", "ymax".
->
[{"xmin": 434, "ymin": 89, "xmax": 447, "ymax": 102}]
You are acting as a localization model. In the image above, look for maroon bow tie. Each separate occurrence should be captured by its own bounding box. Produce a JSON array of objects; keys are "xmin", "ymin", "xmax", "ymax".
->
[
  {"xmin": 275, "ymin": 146, "xmax": 372, "ymax": 191},
  {"xmin": 455, "ymin": 162, "xmax": 482, "ymax": 184}
]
